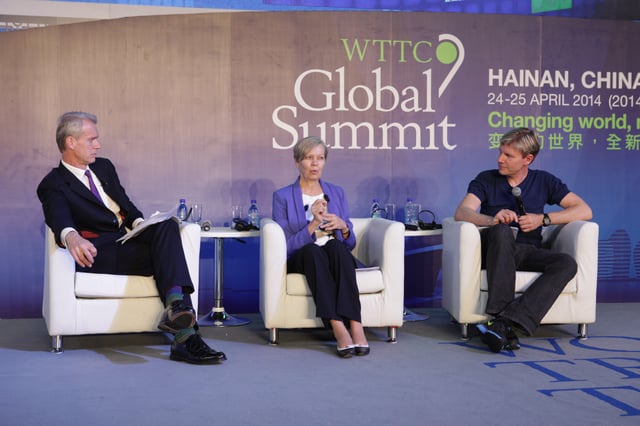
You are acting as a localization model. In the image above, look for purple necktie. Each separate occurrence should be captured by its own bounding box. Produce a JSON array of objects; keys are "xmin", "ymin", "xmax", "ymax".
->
[{"xmin": 85, "ymin": 169, "xmax": 104, "ymax": 203}]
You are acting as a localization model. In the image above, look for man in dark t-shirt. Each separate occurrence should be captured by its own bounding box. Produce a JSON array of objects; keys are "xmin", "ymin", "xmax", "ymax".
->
[{"xmin": 454, "ymin": 128, "xmax": 592, "ymax": 353}]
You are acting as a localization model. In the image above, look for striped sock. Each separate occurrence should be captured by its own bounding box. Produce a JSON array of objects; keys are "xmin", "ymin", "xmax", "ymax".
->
[
  {"xmin": 175, "ymin": 327, "xmax": 196, "ymax": 343},
  {"xmin": 166, "ymin": 286, "xmax": 184, "ymax": 307}
]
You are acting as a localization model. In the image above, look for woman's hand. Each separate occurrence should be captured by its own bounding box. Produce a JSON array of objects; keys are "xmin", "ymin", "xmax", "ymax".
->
[
  {"xmin": 318, "ymin": 213, "xmax": 348, "ymax": 235},
  {"xmin": 310, "ymin": 198, "xmax": 328, "ymax": 224}
]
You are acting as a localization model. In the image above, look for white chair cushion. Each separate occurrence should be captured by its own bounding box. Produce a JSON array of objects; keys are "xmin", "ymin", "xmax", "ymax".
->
[
  {"xmin": 74, "ymin": 272, "xmax": 159, "ymax": 298},
  {"xmin": 355, "ymin": 267, "xmax": 385, "ymax": 293},
  {"xmin": 479, "ymin": 270, "xmax": 578, "ymax": 294},
  {"xmin": 286, "ymin": 266, "xmax": 385, "ymax": 297}
]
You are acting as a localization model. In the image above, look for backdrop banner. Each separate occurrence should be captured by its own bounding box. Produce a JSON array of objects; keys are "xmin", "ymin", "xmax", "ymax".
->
[{"xmin": 1, "ymin": 11, "xmax": 638, "ymax": 317}]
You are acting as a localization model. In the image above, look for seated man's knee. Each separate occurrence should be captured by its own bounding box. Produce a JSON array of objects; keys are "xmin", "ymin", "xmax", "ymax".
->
[
  {"xmin": 486, "ymin": 223, "xmax": 514, "ymax": 241},
  {"xmin": 154, "ymin": 218, "xmax": 181, "ymax": 235},
  {"xmin": 556, "ymin": 252, "xmax": 578, "ymax": 276}
]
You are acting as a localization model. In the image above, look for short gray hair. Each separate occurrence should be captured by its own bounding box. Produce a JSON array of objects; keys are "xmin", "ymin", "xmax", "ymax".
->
[
  {"xmin": 293, "ymin": 136, "xmax": 328, "ymax": 162},
  {"xmin": 56, "ymin": 111, "xmax": 97, "ymax": 153}
]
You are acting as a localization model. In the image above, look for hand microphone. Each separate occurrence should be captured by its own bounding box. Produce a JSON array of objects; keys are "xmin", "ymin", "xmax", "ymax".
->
[
  {"xmin": 320, "ymin": 194, "xmax": 330, "ymax": 230},
  {"xmin": 511, "ymin": 186, "xmax": 526, "ymax": 216}
]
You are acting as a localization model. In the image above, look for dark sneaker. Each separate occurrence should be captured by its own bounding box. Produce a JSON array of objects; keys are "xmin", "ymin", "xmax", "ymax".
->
[
  {"xmin": 504, "ymin": 326, "xmax": 520, "ymax": 350},
  {"xmin": 170, "ymin": 334, "xmax": 227, "ymax": 365},
  {"xmin": 158, "ymin": 300, "xmax": 196, "ymax": 333},
  {"xmin": 476, "ymin": 318, "xmax": 508, "ymax": 353}
]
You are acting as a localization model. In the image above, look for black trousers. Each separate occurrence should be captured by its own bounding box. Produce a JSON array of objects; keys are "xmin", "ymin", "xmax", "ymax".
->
[
  {"xmin": 481, "ymin": 224, "xmax": 577, "ymax": 335},
  {"xmin": 77, "ymin": 219, "xmax": 194, "ymax": 304},
  {"xmin": 287, "ymin": 239, "xmax": 361, "ymax": 324}
]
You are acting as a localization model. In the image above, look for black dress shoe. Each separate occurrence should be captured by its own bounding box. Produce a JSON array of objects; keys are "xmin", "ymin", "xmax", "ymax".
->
[
  {"xmin": 354, "ymin": 344, "xmax": 370, "ymax": 356},
  {"xmin": 336, "ymin": 345, "xmax": 355, "ymax": 358},
  {"xmin": 170, "ymin": 334, "xmax": 227, "ymax": 365},
  {"xmin": 158, "ymin": 300, "xmax": 196, "ymax": 333}
]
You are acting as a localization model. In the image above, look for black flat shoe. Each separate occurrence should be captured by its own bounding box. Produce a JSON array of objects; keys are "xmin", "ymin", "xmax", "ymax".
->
[
  {"xmin": 354, "ymin": 344, "xmax": 370, "ymax": 356},
  {"xmin": 336, "ymin": 345, "xmax": 355, "ymax": 358}
]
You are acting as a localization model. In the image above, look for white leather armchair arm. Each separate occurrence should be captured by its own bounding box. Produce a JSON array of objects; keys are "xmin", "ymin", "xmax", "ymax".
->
[
  {"xmin": 540, "ymin": 220, "xmax": 599, "ymax": 326},
  {"xmin": 352, "ymin": 218, "xmax": 405, "ymax": 327},
  {"xmin": 442, "ymin": 218, "xmax": 485, "ymax": 326},
  {"xmin": 259, "ymin": 218, "xmax": 289, "ymax": 329},
  {"xmin": 43, "ymin": 227, "xmax": 79, "ymax": 335}
]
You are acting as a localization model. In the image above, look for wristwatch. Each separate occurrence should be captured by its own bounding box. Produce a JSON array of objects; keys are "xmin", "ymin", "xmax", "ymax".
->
[{"xmin": 542, "ymin": 213, "xmax": 551, "ymax": 227}]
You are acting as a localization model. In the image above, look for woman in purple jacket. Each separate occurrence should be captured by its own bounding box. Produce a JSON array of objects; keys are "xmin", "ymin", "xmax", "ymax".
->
[{"xmin": 272, "ymin": 136, "xmax": 369, "ymax": 358}]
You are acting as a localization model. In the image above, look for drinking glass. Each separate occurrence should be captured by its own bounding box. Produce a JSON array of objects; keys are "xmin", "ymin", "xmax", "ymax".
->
[
  {"xmin": 385, "ymin": 203, "xmax": 396, "ymax": 221},
  {"xmin": 231, "ymin": 205, "xmax": 244, "ymax": 228},
  {"xmin": 190, "ymin": 203, "xmax": 202, "ymax": 224}
]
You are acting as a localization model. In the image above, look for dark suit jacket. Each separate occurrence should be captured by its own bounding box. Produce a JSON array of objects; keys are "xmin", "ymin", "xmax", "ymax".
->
[
  {"xmin": 272, "ymin": 177, "xmax": 356, "ymax": 259},
  {"xmin": 37, "ymin": 157, "xmax": 143, "ymax": 247}
]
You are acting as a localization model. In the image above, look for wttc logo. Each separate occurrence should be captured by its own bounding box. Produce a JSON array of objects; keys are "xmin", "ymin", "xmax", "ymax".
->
[{"xmin": 271, "ymin": 34, "xmax": 465, "ymax": 152}]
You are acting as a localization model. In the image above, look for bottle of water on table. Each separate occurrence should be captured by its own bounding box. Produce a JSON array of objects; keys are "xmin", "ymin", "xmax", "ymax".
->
[
  {"xmin": 177, "ymin": 198, "xmax": 188, "ymax": 223},
  {"xmin": 370, "ymin": 198, "xmax": 382, "ymax": 218},
  {"xmin": 404, "ymin": 198, "xmax": 419, "ymax": 226},
  {"xmin": 248, "ymin": 199, "xmax": 260, "ymax": 228}
]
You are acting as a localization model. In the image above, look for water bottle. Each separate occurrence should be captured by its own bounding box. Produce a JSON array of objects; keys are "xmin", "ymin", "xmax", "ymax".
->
[
  {"xmin": 404, "ymin": 198, "xmax": 418, "ymax": 226},
  {"xmin": 248, "ymin": 199, "xmax": 260, "ymax": 228},
  {"xmin": 177, "ymin": 198, "xmax": 188, "ymax": 222},
  {"xmin": 370, "ymin": 198, "xmax": 382, "ymax": 218}
]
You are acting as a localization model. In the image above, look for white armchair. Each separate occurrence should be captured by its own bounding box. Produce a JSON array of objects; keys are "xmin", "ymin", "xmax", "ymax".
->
[
  {"xmin": 42, "ymin": 223, "xmax": 201, "ymax": 353},
  {"xmin": 260, "ymin": 218, "xmax": 405, "ymax": 345},
  {"xmin": 442, "ymin": 218, "xmax": 598, "ymax": 339}
]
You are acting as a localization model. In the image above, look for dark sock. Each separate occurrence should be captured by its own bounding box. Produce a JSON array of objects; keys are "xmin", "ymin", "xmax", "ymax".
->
[
  {"xmin": 175, "ymin": 327, "xmax": 196, "ymax": 343},
  {"xmin": 166, "ymin": 286, "xmax": 184, "ymax": 307}
]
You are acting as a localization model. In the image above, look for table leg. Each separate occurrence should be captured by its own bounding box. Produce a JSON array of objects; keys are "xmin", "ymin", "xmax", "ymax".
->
[{"xmin": 198, "ymin": 237, "xmax": 250, "ymax": 327}]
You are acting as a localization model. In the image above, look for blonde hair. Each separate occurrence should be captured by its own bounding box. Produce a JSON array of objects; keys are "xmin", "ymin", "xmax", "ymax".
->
[{"xmin": 500, "ymin": 127, "xmax": 540, "ymax": 159}]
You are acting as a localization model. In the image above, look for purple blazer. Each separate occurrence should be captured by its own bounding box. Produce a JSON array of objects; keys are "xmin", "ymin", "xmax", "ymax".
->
[{"xmin": 272, "ymin": 177, "xmax": 356, "ymax": 259}]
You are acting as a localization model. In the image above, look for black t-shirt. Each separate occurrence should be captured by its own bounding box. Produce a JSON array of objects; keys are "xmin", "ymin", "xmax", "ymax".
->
[{"xmin": 467, "ymin": 169, "xmax": 570, "ymax": 245}]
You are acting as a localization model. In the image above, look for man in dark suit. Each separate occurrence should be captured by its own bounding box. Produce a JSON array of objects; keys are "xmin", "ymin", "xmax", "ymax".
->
[{"xmin": 37, "ymin": 111, "xmax": 226, "ymax": 364}]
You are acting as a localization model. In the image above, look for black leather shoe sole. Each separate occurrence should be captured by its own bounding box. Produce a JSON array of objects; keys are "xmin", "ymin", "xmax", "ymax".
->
[
  {"xmin": 170, "ymin": 349, "xmax": 226, "ymax": 365},
  {"xmin": 158, "ymin": 311, "xmax": 196, "ymax": 333}
]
